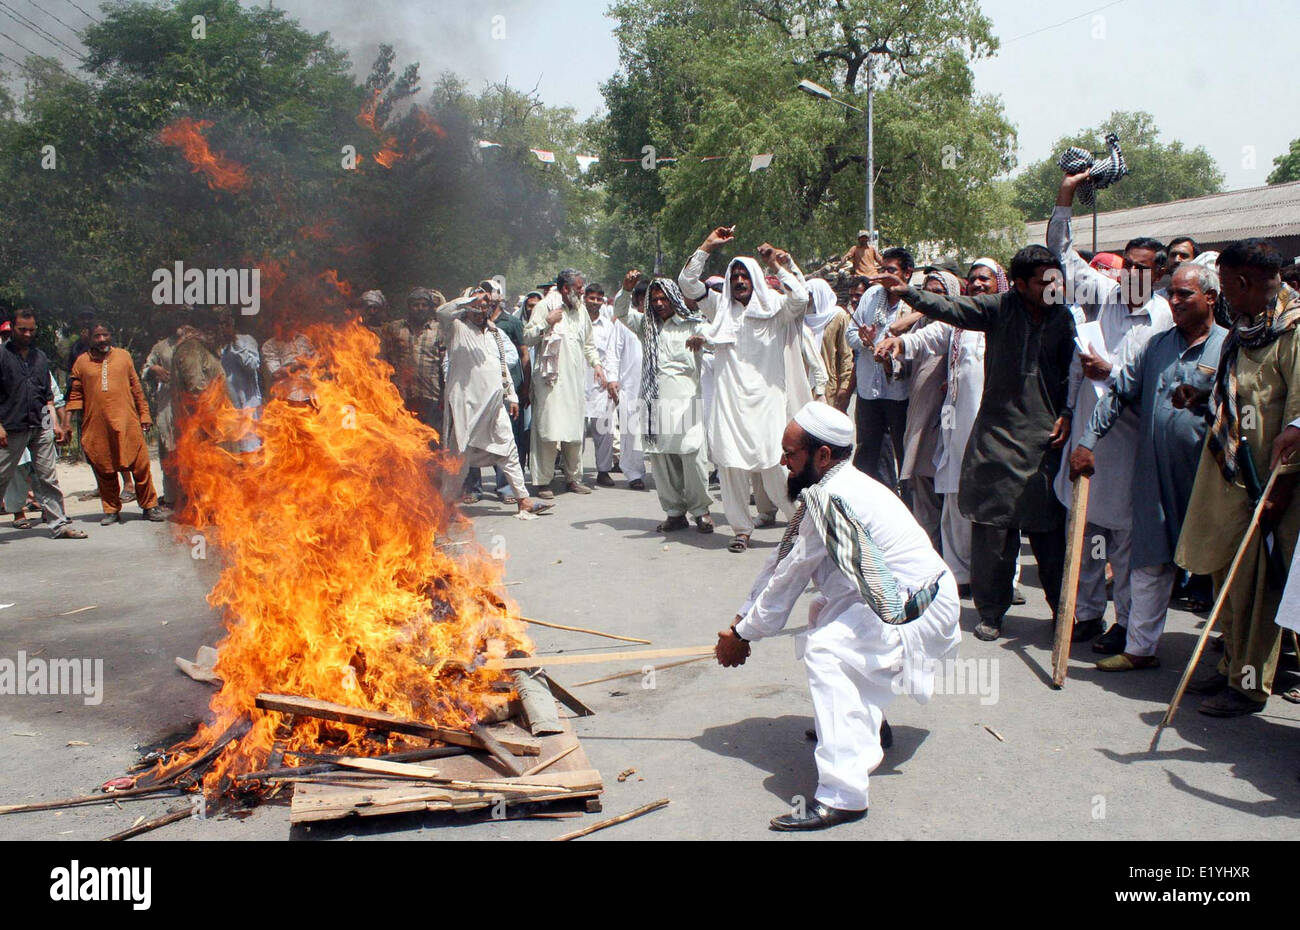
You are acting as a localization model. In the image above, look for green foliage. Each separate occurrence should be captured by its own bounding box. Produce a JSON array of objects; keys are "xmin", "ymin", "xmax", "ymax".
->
[
  {"xmin": 595, "ymin": 0, "xmax": 1020, "ymax": 273},
  {"xmin": 1267, "ymin": 137, "xmax": 1300, "ymax": 185},
  {"xmin": 0, "ymin": 0, "xmax": 605, "ymax": 355},
  {"xmin": 1012, "ymin": 111, "xmax": 1224, "ymax": 221}
]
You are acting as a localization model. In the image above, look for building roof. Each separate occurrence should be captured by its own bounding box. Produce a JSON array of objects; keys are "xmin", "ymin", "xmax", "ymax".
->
[{"xmin": 1022, "ymin": 180, "xmax": 1300, "ymax": 252}]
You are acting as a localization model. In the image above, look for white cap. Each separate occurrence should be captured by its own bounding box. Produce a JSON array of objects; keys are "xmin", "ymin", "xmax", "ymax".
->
[{"xmin": 794, "ymin": 401, "xmax": 854, "ymax": 448}]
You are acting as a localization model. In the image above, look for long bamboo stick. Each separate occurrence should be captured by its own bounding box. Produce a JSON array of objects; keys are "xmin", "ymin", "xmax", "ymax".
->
[
  {"xmin": 519, "ymin": 616, "xmax": 651, "ymax": 645},
  {"xmin": 1051, "ymin": 476, "xmax": 1091, "ymax": 688},
  {"xmin": 571, "ymin": 655, "xmax": 712, "ymax": 687},
  {"xmin": 1151, "ymin": 470, "xmax": 1280, "ymax": 750},
  {"xmin": 485, "ymin": 646, "xmax": 714, "ymax": 670}
]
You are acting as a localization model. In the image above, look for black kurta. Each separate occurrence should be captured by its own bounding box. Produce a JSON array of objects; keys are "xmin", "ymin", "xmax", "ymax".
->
[{"xmin": 903, "ymin": 286, "xmax": 1077, "ymax": 532}]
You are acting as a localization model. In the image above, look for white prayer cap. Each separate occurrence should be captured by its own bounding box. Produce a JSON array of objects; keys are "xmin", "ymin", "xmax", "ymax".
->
[{"xmin": 794, "ymin": 401, "xmax": 854, "ymax": 448}]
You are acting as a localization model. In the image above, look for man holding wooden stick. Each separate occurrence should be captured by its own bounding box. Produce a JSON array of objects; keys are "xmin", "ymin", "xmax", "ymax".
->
[
  {"xmin": 714, "ymin": 402, "xmax": 960, "ymax": 831},
  {"xmin": 1174, "ymin": 240, "xmax": 1300, "ymax": 717},
  {"xmin": 1068, "ymin": 263, "xmax": 1227, "ymax": 671}
]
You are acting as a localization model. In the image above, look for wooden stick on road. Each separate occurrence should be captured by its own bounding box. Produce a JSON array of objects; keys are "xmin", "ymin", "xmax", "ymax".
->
[
  {"xmin": 552, "ymin": 798, "xmax": 670, "ymax": 841},
  {"xmin": 519, "ymin": 617, "xmax": 651, "ymax": 645},
  {"xmin": 1051, "ymin": 476, "xmax": 1090, "ymax": 688},
  {"xmin": 486, "ymin": 646, "xmax": 715, "ymax": 671},
  {"xmin": 1151, "ymin": 470, "xmax": 1279, "ymax": 750}
]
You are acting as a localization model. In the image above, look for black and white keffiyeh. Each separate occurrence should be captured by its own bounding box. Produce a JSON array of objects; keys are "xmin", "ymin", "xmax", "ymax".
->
[
  {"xmin": 638, "ymin": 277, "xmax": 705, "ymax": 444},
  {"xmin": 1058, "ymin": 132, "xmax": 1129, "ymax": 208},
  {"xmin": 776, "ymin": 462, "xmax": 943, "ymax": 625}
]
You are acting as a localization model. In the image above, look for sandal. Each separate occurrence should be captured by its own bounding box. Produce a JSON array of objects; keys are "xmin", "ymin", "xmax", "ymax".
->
[
  {"xmin": 13, "ymin": 518, "xmax": 36, "ymax": 530},
  {"xmin": 657, "ymin": 515, "xmax": 689, "ymax": 532},
  {"xmin": 695, "ymin": 514, "xmax": 714, "ymax": 534},
  {"xmin": 1282, "ymin": 687, "xmax": 1300, "ymax": 705},
  {"xmin": 55, "ymin": 527, "xmax": 88, "ymax": 539},
  {"xmin": 756, "ymin": 512, "xmax": 778, "ymax": 528},
  {"xmin": 728, "ymin": 533, "xmax": 750, "ymax": 553}
]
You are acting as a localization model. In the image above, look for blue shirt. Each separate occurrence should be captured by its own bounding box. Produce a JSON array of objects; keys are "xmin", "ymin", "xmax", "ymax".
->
[{"xmin": 1082, "ymin": 324, "xmax": 1227, "ymax": 568}]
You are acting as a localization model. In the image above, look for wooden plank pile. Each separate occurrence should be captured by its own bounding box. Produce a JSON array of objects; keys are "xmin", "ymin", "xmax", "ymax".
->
[{"xmin": 244, "ymin": 689, "xmax": 603, "ymax": 825}]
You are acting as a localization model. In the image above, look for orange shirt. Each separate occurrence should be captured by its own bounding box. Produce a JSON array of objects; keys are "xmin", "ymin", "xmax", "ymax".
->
[{"xmin": 66, "ymin": 347, "xmax": 151, "ymax": 471}]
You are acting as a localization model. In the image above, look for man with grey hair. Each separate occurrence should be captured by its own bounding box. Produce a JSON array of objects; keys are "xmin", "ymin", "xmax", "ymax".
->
[
  {"xmin": 1069, "ymin": 262, "xmax": 1227, "ymax": 669},
  {"xmin": 524, "ymin": 269, "xmax": 605, "ymax": 497}
]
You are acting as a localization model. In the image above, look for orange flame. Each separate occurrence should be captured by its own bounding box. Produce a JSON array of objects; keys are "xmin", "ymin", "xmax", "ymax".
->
[
  {"xmin": 159, "ymin": 117, "xmax": 252, "ymax": 193},
  {"xmin": 319, "ymin": 268, "xmax": 354, "ymax": 299},
  {"xmin": 162, "ymin": 321, "xmax": 530, "ymax": 790}
]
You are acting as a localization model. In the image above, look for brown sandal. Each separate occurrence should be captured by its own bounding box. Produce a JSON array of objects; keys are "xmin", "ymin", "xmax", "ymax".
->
[{"xmin": 695, "ymin": 514, "xmax": 714, "ymax": 534}]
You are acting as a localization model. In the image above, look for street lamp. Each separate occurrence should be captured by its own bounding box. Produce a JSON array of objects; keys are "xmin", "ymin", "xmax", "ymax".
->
[{"xmin": 797, "ymin": 47, "xmax": 886, "ymax": 246}]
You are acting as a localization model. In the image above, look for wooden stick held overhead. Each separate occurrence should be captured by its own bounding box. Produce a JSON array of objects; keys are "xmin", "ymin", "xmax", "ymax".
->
[
  {"xmin": 1051, "ymin": 476, "xmax": 1091, "ymax": 688},
  {"xmin": 1151, "ymin": 469, "xmax": 1279, "ymax": 750}
]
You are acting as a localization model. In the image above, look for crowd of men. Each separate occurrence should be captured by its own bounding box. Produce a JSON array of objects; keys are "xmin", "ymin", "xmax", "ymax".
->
[{"xmin": 3, "ymin": 164, "xmax": 1299, "ymax": 830}]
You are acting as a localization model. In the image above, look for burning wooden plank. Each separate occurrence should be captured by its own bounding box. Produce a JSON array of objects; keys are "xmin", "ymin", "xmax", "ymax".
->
[{"xmin": 254, "ymin": 693, "xmax": 540, "ymax": 756}]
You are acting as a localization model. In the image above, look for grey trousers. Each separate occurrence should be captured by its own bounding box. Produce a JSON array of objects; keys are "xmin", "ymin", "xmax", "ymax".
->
[
  {"xmin": 584, "ymin": 415, "xmax": 615, "ymax": 473},
  {"xmin": 907, "ymin": 474, "xmax": 942, "ymax": 553},
  {"xmin": 648, "ymin": 448, "xmax": 712, "ymax": 518},
  {"xmin": 0, "ymin": 428, "xmax": 71, "ymax": 535}
]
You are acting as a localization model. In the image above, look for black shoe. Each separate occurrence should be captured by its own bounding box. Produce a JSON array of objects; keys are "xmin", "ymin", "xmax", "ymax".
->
[
  {"xmin": 611, "ymin": 460, "xmax": 622, "ymax": 473},
  {"xmin": 1187, "ymin": 670, "xmax": 1229, "ymax": 695},
  {"xmin": 956, "ymin": 583, "xmax": 971, "ymax": 599},
  {"xmin": 1198, "ymin": 689, "xmax": 1266, "ymax": 718},
  {"xmin": 804, "ymin": 718, "xmax": 891, "ymax": 749},
  {"xmin": 100, "ymin": 512, "xmax": 121, "ymax": 526},
  {"xmin": 1092, "ymin": 622, "xmax": 1127, "ymax": 654},
  {"xmin": 628, "ymin": 478, "xmax": 646, "ymax": 491},
  {"xmin": 596, "ymin": 472, "xmax": 615, "ymax": 487},
  {"xmin": 770, "ymin": 803, "xmax": 866, "ymax": 832},
  {"xmin": 143, "ymin": 507, "xmax": 167, "ymax": 523},
  {"xmin": 1011, "ymin": 586, "xmax": 1026, "ymax": 605},
  {"xmin": 1072, "ymin": 617, "xmax": 1106, "ymax": 643},
  {"xmin": 974, "ymin": 619, "xmax": 1002, "ymax": 642}
]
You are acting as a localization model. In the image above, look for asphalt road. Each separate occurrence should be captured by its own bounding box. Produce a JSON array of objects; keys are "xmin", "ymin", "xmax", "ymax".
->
[{"xmin": 2, "ymin": 454, "xmax": 1297, "ymax": 841}]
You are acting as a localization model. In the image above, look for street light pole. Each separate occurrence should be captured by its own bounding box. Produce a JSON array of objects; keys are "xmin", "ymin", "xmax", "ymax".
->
[{"xmin": 865, "ymin": 54, "xmax": 874, "ymax": 244}]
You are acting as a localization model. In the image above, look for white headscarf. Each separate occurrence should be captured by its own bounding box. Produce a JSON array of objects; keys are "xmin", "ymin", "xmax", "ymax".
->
[
  {"xmin": 805, "ymin": 279, "xmax": 841, "ymax": 337},
  {"xmin": 705, "ymin": 256, "xmax": 783, "ymax": 344}
]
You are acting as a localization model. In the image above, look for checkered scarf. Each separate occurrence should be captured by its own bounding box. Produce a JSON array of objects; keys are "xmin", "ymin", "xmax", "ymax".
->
[
  {"xmin": 1207, "ymin": 285, "xmax": 1300, "ymax": 482},
  {"xmin": 1058, "ymin": 132, "xmax": 1129, "ymax": 208},
  {"xmin": 777, "ymin": 462, "xmax": 943, "ymax": 625},
  {"xmin": 638, "ymin": 278, "xmax": 704, "ymax": 443}
]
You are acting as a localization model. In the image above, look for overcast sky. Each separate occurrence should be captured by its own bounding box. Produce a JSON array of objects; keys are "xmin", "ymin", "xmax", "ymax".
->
[{"xmin": 4, "ymin": 0, "xmax": 1295, "ymax": 189}]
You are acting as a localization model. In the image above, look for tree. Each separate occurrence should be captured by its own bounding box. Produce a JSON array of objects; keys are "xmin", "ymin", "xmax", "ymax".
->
[
  {"xmin": 1268, "ymin": 137, "xmax": 1300, "ymax": 185},
  {"xmin": 595, "ymin": 0, "xmax": 1021, "ymax": 272},
  {"xmin": 1012, "ymin": 111, "xmax": 1224, "ymax": 221},
  {"xmin": 0, "ymin": 0, "xmax": 606, "ymax": 355}
]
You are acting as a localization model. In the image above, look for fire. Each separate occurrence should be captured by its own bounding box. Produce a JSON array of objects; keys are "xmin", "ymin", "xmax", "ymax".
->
[
  {"xmin": 159, "ymin": 117, "xmax": 252, "ymax": 193},
  {"xmin": 413, "ymin": 108, "xmax": 448, "ymax": 139},
  {"xmin": 319, "ymin": 268, "xmax": 354, "ymax": 299},
  {"xmin": 373, "ymin": 146, "xmax": 402, "ymax": 169},
  {"xmin": 161, "ymin": 320, "xmax": 531, "ymax": 790},
  {"xmin": 356, "ymin": 88, "xmax": 402, "ymax": 169}
]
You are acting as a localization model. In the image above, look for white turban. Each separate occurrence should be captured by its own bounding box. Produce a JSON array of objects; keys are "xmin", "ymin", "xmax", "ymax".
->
[{"xmin": 794, "ymin": 401, "xmax": 854, "ymax": 448}]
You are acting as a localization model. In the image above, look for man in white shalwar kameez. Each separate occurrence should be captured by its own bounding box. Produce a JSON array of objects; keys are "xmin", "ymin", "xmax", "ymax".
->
[
  {"xmin": 610, "ymin": 274, "xmax": 648, "ymax": 490},
  {"xmin": 1049, "ymin": 170, "xmax": 1173, "ymax": 645},
  {"xmin": 715, "ymin": 402, "xmax": 960, "ymax": 830},
  {"xmin": 439, "ymin": 290, "xmax": 552, "ymax": 516},
  {"xmin": 678, "ymin": 227, "xmax": 812, "ymax": 551},
  {"xmin": 583, "ymin": 283, "xmax": 621, "ymax": 486},
  {"xmin": 615, "ymin": 275, "xmax": 714, "ymax": 532},
  {"xmin": 523, "ymin": 270, "xmax": 606, "ymax": 498}
]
